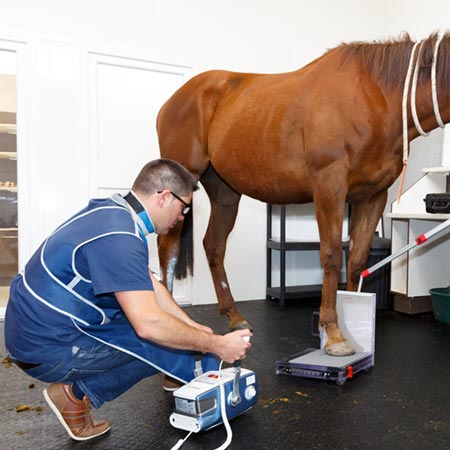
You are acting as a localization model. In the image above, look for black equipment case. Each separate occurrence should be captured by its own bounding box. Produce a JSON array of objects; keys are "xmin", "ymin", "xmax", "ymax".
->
[{"xmin": 424, "ymin": 193, "xmax": 450, "ymax": 214}]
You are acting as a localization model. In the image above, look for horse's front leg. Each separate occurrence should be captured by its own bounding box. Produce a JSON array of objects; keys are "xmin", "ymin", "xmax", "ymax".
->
[
  {"xmin": 346, "ymin": 192, "xmax": 388, "ymax": 290},
  {"xmin": 314, "ymin": 179, "xmax": 354, "ymax": 356}
]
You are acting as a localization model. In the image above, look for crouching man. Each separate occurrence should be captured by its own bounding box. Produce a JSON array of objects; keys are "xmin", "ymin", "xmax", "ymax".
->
[{"xmin": 4, "ymin": 159, "xmax": 251, "ymax": 441}]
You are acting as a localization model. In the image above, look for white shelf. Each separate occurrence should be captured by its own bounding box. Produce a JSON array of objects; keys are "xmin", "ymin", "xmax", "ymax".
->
[
  {"xmin": 387, "ymin": 212, "xmax": 450, "ymax": 220},
  {"xmin": 0, "ymin": 123, "xmax": 16, "ymax": 134},
  {"xmin": 0, "ymin": 151, "xmax": 16, "ymax": 159},
  {"xmin": 0, "ymin": 227, "xmax": 17, "ymax": 232},
  {"xmin": 422, "ymin": 166, "xmax": 450, "ymax": 173}
]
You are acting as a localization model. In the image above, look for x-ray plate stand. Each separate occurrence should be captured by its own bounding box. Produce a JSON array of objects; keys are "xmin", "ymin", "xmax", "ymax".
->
[
  {"xmin": 276, "ymin": 290, "xmax": 376, "ymax": 385},
  {"xmin": 276, "ymin": 220, "xmax": 450, "ymax": 385}
]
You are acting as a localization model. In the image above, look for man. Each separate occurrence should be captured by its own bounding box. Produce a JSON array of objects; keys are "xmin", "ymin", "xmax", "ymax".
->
[{"xmin": 4, "ymin": 159, "xmax": 252, "ymax": 441}]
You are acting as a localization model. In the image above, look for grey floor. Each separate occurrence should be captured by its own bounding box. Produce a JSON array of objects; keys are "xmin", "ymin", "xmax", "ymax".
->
[{"xmin": 2, "ymin": 299, "xmax": 450, "ymax": 450}]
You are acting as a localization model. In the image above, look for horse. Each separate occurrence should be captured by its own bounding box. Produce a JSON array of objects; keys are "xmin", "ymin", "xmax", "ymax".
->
[{"xmin": 156, "ymin": 31, "xmax": 450, "ymax": 356}]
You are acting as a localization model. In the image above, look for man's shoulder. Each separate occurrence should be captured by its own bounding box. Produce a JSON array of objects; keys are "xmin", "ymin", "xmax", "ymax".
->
[
  {"xmin": 57, "ymin": 197, "xmax": 136, "ymax": 240},
  {"xmin": 87, "ymin": 197, "xmax": 119, "ymax": 210},
  {"xmin": 86, "ymin": 198, "xmax": 133, "ymax": 226}
]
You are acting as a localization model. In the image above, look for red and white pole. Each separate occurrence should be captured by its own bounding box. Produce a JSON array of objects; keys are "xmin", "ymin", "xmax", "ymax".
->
[{"xmin": 357, "ymin": 218, "xmax": 450, "ymax": 292}]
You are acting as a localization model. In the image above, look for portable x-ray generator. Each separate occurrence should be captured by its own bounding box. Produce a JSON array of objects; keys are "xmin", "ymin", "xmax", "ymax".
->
[{"xmin": 170, "ymin": 366, "xmax": 258, "ymax": 433}]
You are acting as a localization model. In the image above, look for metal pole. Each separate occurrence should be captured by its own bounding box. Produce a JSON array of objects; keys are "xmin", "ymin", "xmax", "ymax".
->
[{"xmin": 357, "ymin": 218, "xmax": 450, "ymax": 292}]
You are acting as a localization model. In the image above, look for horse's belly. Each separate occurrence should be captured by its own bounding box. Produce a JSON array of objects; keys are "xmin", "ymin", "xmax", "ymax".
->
[{"xmin": 210, "ymin": 156, "xmax": 313, "ymax": 204}]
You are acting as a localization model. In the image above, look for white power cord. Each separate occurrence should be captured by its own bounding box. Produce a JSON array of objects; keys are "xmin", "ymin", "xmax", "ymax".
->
[
  {"xmin": 170, "ymin": 430, "xmax": 193, "ymax": 450},
  {"xmin": 214, "ymin": 360, "xmax": 233, "ymax": 450}
]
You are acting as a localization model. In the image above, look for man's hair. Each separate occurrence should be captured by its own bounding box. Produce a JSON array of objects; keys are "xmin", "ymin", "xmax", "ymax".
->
[{"xmin": 132, "ymin": 159, "xmax": 198, "ymax": 196}]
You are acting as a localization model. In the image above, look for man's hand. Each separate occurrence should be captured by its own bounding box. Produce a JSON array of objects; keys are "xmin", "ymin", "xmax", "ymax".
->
[
  {"xmin": 115, "ymin": 290, "xmax": 252, "ymax": 362},
  {"xmin": 215, "ymin": 329, "xmax": 253, "ymax": 363}
]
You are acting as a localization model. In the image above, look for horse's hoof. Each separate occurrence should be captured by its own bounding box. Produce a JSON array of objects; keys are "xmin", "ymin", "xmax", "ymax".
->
[
  {"xmin": 324, "ymin": 341, "xmax": 355, "ymax": 357},
  {"xmin": 230, "ymin": 320, "xmax": 252, "ymax": 332}
]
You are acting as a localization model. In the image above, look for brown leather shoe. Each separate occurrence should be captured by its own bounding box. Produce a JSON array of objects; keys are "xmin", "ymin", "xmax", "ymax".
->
[
  {"xmin": 161, "ymin": 374, "xmax": 183, "ymax": 392},
  {"xmin": 43, "ymin": 383, "xmax": 110, "ymax": 441}
]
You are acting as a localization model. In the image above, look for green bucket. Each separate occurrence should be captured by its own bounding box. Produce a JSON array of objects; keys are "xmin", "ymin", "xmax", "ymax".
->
[{"xmin": 430, "ymin": 286, "xmax": 450, "ymax": 324}]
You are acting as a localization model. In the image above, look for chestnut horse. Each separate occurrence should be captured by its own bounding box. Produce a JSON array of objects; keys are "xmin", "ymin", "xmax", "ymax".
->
[{"xmin": 157, "ymin": 31, "xmax": 450, "ymax": 356}]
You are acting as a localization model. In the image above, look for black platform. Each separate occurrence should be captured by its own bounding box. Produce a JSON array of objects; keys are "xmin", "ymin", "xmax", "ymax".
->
[{"xmin": 2, "ymin": 299, "xmax": 450, "ymax": 449}]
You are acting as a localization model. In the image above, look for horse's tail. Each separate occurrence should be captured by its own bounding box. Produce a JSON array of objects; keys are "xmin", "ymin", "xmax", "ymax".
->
[{"xmin": 175, "ymin": 198, "xmax": 194, "ymax": 279}]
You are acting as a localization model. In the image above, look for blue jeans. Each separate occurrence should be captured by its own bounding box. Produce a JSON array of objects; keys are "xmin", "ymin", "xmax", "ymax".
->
[{"xmin": 18, "ymin": 340, "xmax": 202, "ymax": 409}]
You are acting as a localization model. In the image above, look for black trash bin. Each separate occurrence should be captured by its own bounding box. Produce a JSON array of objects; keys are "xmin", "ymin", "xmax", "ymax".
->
[{"xmin": 360, "ymin": 235, "xmax": 392, "ymax": 310}]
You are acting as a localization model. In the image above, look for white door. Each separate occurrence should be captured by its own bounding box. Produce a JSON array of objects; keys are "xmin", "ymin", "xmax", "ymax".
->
[{"xmin": 88, "ymin": 53, "xmax": 192, "ymax": 304}]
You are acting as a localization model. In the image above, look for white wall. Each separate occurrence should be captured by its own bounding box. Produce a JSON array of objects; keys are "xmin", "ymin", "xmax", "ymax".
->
[{"xmin": 0, "ymin": 0, "xmax": 448, "ymax": 305}]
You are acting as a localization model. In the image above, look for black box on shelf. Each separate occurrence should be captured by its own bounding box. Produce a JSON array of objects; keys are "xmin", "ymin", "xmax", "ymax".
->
[{"xmin": 424, "ymin": 193, "xmax": 450, "ymax": 214}]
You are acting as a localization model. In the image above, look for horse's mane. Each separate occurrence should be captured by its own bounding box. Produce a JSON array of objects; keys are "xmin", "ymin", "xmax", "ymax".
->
[{"xmin": 336, "ymin": 31, "xmax": 450, "ymax": 91}]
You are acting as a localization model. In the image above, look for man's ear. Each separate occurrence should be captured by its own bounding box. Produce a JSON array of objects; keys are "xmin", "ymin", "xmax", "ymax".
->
[{"xmin": 157, "ymin": 190, "xmax": 169, "ymax": 208}]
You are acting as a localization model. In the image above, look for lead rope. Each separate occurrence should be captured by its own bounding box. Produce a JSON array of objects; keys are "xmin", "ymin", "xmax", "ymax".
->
[
  {"xmin": 411, "ymin": 41, "xmax": 430, "ymax": 137},
  {"xmin": 398, "ymin": 41, "xmax": 420, "ymax": 203},
  {"xmin": 397, "ymin": 32, "xmax": 446, "ymax": 203},
  {"xmin": 432, "ymin": 31, "xmax": 446, "ymax": 129}
]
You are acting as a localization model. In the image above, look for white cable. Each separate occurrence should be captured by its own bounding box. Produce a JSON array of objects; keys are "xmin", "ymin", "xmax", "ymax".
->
[
  {"xmin": 170, "ymin": 431, "xmax": 193, "ymax": 450},
  {"xmin": 214, "ymin": 360, "xmax": 233, "ymax": 450}
]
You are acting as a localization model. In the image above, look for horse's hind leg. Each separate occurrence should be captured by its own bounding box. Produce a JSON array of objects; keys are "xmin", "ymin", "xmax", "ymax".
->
[
  {"xmin": 200, "ymin": 164, "xmax": 250, "ymax": 331},
  {"xmin": 346, "ymin": 191, "xmax": 388, "ymax": 290}
]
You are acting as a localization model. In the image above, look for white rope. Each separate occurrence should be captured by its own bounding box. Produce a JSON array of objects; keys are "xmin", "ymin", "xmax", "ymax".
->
[
  {"xmin": 402, "ymin": 41, "xmax": 420, "ymax": 162},
  {"xmin": 432, "ymin": 31, "xmax": 446, "ymax": 128},
  {"xmin": 402, "ymin": 33, "xmax": 447, "ymax": 163},
  {"xmin": 411, "ymin": 41, "xmax": 429, "ymax": 136}
]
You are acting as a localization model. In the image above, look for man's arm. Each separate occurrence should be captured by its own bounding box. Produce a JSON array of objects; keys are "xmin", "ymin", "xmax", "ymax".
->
[
  {"xmin": 115, "ymin": 290, "xmax": 251, "ymax": 363},
  {"xmin": 148, "ymin": 271, "xmax": 212, "ymax": 334}
]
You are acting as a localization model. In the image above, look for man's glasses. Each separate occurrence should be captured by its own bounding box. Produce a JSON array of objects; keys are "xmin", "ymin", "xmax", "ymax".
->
[{"xmin": 159, "ymin": 190, "xmax": 191, "ymax": 215}]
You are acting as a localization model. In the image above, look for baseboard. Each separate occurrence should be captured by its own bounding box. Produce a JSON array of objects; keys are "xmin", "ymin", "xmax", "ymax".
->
[{"xmin": 393, "ymin": 294, "xmax": 432, "ymax": 314}]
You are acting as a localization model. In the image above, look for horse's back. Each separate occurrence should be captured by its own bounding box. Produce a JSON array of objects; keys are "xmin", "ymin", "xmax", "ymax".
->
[
  {"xmin": 157, "ymin": 70, "xmax": 258, "ymax": 175},
  {"xmin": 157, "ymin": 68, "xmax": 314, "ymax": 186}
]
